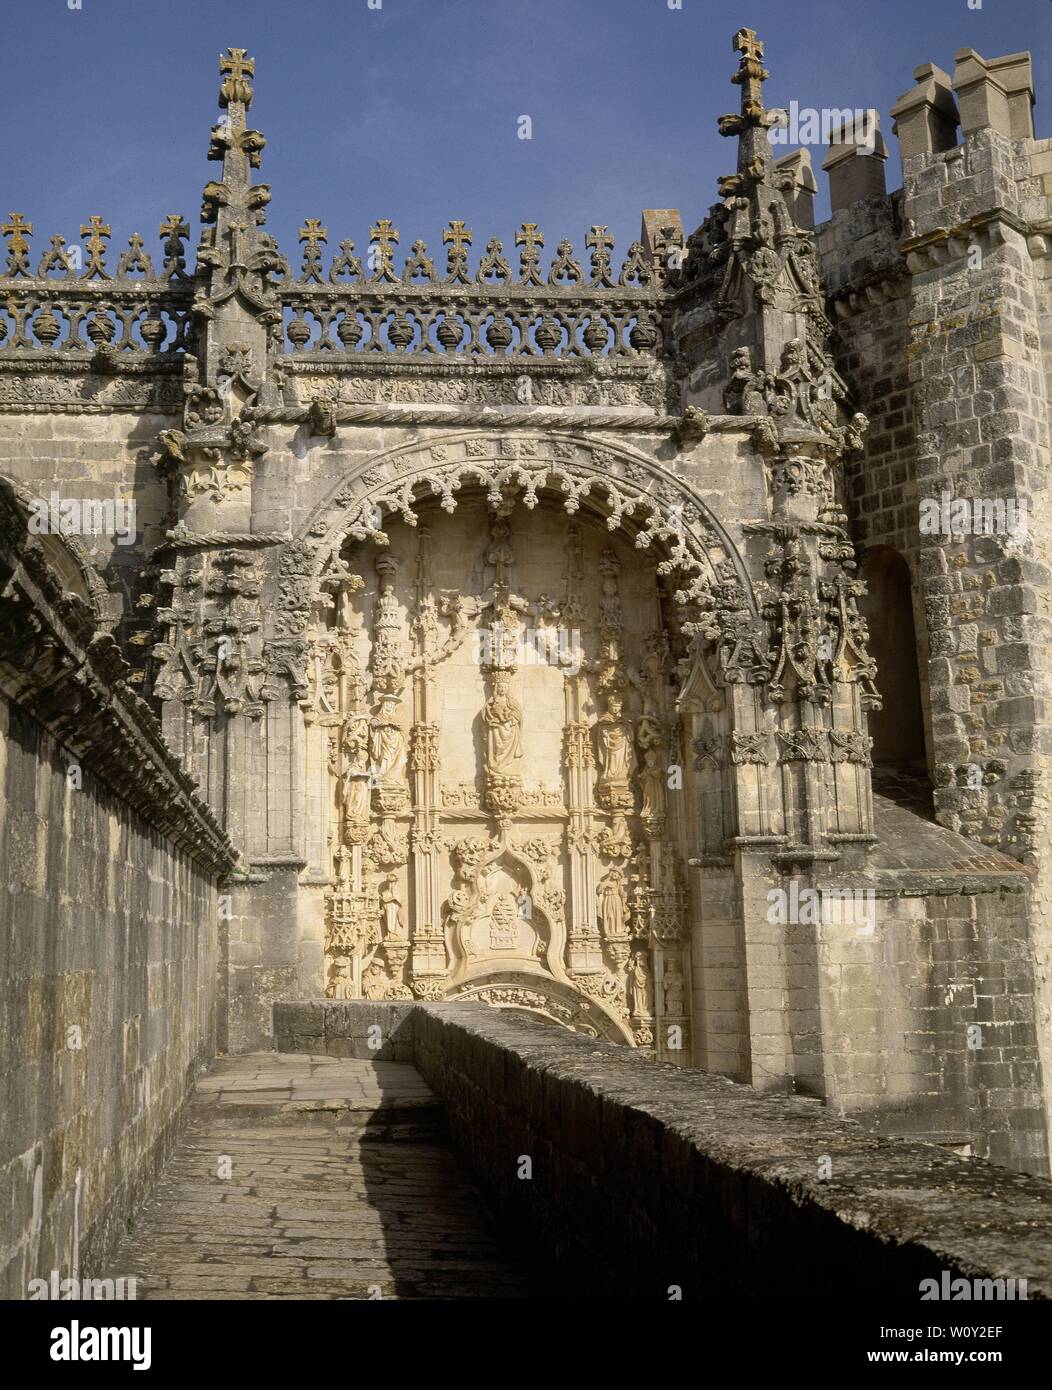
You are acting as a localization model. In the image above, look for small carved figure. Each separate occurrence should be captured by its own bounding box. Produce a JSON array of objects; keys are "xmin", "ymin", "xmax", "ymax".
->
[
  {"xmin": 598, "ymin": 552, "xmax": 624, "ymax": 635},
  {"xmin": 594, "ymin": 692, "xmax": 635, "ymax": 808},
  {"xmin": 380, "ymin": 874, "xmax": 406, "ymax": 940},
  {"xmin": 339, "ymin": 711, "xmax": 372, "ymax": 828},
  {"xmin": 663, "ymin": 957, "xmax": 685, "ymax": 1016},
  {"xmin": 628, "ymin": 949, "xmax": 654, "ymax": 1019},
  {"xmin": 724, "ymin": 345, "xmax": 769, "ymax": 415},
  {"xmin": 483, "ymin": 670, "xmax": 524, "ymax": 774},
  {"xmin": 640, "ymin": 746, "xmax": 667, "ymax": 826},
  {"xmin": 597, "ymin": 866, "xmax": 628, "ymax": 938},
  {"xmin": 370, "ymin": 695, "xmax": 406, "ymax": 786},
  {"xmin": 440, "ymin": 591, "xmax": 485, "ymax": 649},
  {"xmin": 362, "ymin": 959, "xmax": 389, "ymax": 1000},
  {"xmin": 326, "ymin": 956, "xmax": 353, "ymax": 1000}
]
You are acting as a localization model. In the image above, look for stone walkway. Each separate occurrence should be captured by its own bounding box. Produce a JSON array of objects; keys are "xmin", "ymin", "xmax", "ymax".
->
[{"xmin": 111, "ymin": 1053, "xmax": 532, "ymax": 1299}]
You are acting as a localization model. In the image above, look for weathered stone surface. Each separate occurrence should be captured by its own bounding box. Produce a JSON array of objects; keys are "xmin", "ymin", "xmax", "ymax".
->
[{"xmin": 108, "ymin": 1052, "xmax": 531, "ymax": 1300}]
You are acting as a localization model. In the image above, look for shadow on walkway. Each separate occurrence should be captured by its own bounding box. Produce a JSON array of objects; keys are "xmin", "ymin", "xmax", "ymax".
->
[{"xmin": 109, "ymin": 1053, "xmax": 534, "ymax": 1300}]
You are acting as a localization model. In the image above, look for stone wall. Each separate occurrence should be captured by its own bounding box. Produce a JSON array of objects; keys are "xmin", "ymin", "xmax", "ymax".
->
[
  {"xmin": 0, "ymin": 480, "xmax": 235, "ymax": 1298},
  {"xmin": 275, "ymin": 999, "xmax": 1052, "ymax": 1299},
  {"xmin": 813, "ymin": 803, "xmax": 1046, "ymax": 1174},
  {"xmin": 0, "ymin": 401, "xmax": 179, "ymax": 645}
]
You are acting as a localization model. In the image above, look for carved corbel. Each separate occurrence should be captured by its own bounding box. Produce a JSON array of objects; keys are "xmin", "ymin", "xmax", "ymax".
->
[{"xmin": 673, "ymin": 406, "xmax": 710, "ymax": 448}]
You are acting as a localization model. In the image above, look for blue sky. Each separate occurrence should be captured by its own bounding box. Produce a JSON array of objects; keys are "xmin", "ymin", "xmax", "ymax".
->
[{"xmin": 1, "ymin": 0, "xmax": 1048, "ymax": 274}]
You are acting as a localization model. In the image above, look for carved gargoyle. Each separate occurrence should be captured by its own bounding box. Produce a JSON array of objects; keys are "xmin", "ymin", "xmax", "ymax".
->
[
  {"xmin": 308, "ymin": 397, "xmax": 338, "ymax": 438},
  {"xmin": 673, "ymin": 407, "xmax": 710, "ymax": 447}
]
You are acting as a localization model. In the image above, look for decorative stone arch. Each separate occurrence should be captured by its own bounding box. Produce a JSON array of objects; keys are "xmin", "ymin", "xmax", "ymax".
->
[
  {"xmin": 297, "ymin": 431, "xmax": 757, "ymax": 618},
  {"xmin": 295, "ymin": 431, "xmax": 759, "ymax": 1047},
  {"xmin": 448, "ymin": 970, "xmax": 634, "ymax": 1044},
  {"xmin": 0, "ymin": 473, "xmax": 113, "ymax": 628}
]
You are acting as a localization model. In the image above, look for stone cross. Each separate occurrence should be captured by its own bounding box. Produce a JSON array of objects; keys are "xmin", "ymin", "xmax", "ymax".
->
[
  {"xmin": 369, "ymin": 219, "xmax": 399, "ymax": 280},
  {"xmin": 299, "ymin": 218, "xmax": 328, "ymax": 251},
  {"xmin": 443, "ymin": 220, "xmax": 472, "ymax": 256},
  {"xmin": 443, "ymin": 220, "xmax": 472, "ymax": 282},
  {"xmin": 299, "ymin": 219, "xmax": 328, "ymax": 282},
  {"xmin": 726, "ymin": 27, "xmax": 771, "ymax": 172},
  {"xmin": 160, "ymin": 213, "xmax": 189, "ymax": 243},
  {"xmin": 79, "ymin": 216, "xmax": 111, "ymax": 279},
  {"xmin": 733, "ymin": 27, "xmax": 764, "ymax": 64},
  {"xmin": 2, "ymin": 213, "xmax": 32, "ymax": 274},
  {"xmin": 731, "ymin": 27, "xmax": 769, "ymax": 121},
  {"xmin": 586, "ymin": 225, "xmax": 615, "ymax": 286},
  {"xmin": 516, "ymin": 223, "xmax": 544, "ymax": 286},
  {"xmin": 160, "ymin": 214, "xmax": 190, "ymax": 279}
]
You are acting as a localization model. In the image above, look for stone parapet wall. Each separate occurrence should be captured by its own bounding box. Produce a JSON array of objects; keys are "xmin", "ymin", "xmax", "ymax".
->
[
  {"xmin": 275, "ymin": 998, "xmax": 1052, "ymax": 1299},
  {"xmin": 274, "ymin": 999, "xmax": 417, "ymax": 1062}
]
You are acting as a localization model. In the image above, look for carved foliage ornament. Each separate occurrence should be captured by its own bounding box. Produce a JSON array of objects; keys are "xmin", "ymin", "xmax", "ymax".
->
[{"xmin": 302, "ymin": 437, "xmax": 754, "ymax": 630}]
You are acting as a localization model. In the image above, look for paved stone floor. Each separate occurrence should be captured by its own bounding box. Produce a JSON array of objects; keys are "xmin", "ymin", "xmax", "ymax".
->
[{"xmin": 111, "ymin": 1053, "xmax": 532, "ymax": 1299}]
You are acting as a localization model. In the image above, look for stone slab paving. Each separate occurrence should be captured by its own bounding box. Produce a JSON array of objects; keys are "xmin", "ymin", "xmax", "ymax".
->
[{"xmin": 111, "ymin": 1053, "xmax": 532, "ymax": 1300}]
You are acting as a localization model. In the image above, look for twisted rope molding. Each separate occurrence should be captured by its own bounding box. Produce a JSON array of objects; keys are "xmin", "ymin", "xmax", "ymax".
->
[
  {"xmin": 251, "ymin": 403, "xmax": 754, "ymax": 435},
  {"xmin": 149, "ymin": 530, "xmax": 292, "ymax": 557}
]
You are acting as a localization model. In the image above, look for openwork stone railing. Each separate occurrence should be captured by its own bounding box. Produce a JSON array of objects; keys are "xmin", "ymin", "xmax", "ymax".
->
[
  {"xmin": 0, "ymin": 210, "xmax": 666, "ymax": 364},
  {"xmin": 276, "ymin": 221, "xmax": 664, "ymax": 360},
  {"xmin": 0, "ymin": 215, "xmax": 194, "ymax": 355}
]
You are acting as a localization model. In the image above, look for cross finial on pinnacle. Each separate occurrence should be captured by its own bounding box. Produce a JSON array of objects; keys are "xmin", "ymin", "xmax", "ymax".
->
[
  {"xmin": 733, "ymin": 28, "xmax": 764, "ymax": 64},
  {"xmin": 731, "ymin": 28, "xmax": 769, "ymax": 113},
  {"xmin": 718, "ymin": 26, "xmax": 774, "ymax": 156},
  {"xmin": 219, "ymin": 48, "xmax": 255, "ymax": 110},
  {"xmin": 443, "ymin": 220, "xmax": 473, "ymax": 255},
  {"xmin": 586, "ymin": 225, "xmax": 615, "ymax": 287},
  {"xmin": 299, "ymin": 219, "xmax": 328, "ymax": 249},
  {"xmin": 368, "ymin": 220, "xmax": 400, "ymax": 282},
  {"xmin": 2, "ymin": 213, "xmax": 32, "ymax": 252}
]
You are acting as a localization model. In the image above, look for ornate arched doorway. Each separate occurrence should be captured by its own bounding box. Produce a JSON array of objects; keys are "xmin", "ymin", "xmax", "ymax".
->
[{"xmin": 297, "ymin": 432, "xmax": 753, "ymax": 1053}]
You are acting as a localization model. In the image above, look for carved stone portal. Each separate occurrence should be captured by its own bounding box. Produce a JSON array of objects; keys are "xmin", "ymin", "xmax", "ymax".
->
[{"xmin": 312, "ymin": 497, "xmax": 691, "ymax": 1052}]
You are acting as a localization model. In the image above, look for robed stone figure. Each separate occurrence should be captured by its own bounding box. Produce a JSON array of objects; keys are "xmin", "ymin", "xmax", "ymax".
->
[{"xmin": 483, "ymin": 671, "xmax": 524, "ymax": 775}]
